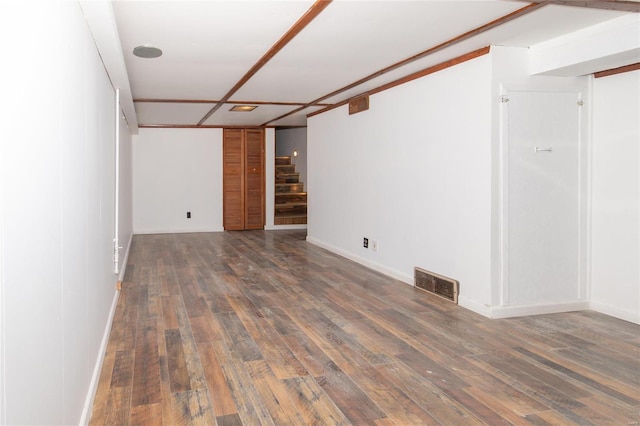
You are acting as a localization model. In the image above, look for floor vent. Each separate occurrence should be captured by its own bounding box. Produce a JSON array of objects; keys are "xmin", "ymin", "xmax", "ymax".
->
[{"xmin": 414, "ymin": 267, "xmax": 459, "ymax": 304}]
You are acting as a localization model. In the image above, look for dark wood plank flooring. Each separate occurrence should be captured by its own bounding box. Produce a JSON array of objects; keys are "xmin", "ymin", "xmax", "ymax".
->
[{"xmin": 90, "ymin": 230, "xmax": 640, "ymax": 425}]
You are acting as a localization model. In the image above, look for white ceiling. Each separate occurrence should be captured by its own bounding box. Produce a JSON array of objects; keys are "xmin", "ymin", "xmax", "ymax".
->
[{"xmin": 111, "ymin": 0, "xmax": 635, "ymax": 128}]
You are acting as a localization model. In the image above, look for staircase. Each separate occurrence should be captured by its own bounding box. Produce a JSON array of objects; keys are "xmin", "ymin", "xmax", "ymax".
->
[{"xmin": 274, "ymin": 156, "xmax": 307, "ymax": 225}]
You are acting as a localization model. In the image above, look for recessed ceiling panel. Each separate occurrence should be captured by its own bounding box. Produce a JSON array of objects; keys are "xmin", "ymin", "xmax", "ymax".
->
[
  {"xmin": 203, "ymin": 104, "xmax": 300, "ymax": 126},
  {"xmin": 113, "ymin": 0, "xmax": 315, "ymax": 99},
  {"xmin": 233, "ymin": 1, "xmax": 524, "ymax": 103},
  {"xmin": 319, "ymin": 42, "xmax": 491, "ymax": 106},
  {"xmin": 135, "ymin": 102, "xmax": 215, "ymax": 126},
  {"xmin": 270, "ymin": 106, "xmax": 324, "ymax": 127}
]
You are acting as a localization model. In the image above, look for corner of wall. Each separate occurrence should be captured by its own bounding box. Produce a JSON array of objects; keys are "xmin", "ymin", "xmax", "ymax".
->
[
  {"xmin": 589, "ymin": 300, "xmax": 640, "ymax": 325},
  {"xmin": 458, "ymin": 297, "xmax": 492, "ymax": 318}
]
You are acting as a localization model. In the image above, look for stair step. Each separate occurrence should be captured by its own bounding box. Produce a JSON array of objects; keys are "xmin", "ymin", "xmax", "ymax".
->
[
  {"xmin": 274, "ymin": 215, "xmax": 307, "ymax": 225},
  {"xmin": 275, "ymin": 192, "xmax": 307, "ymax": 196},
  {"xmin": 274, "ymin": 156, "xmax": 305, "ymax": 224},
  {"xmin": 274, "ymin": 213, "xmax": 308, "ymax": 218},
  {"xmin": 275, "ymin": 156, "xmax": 291, "ymax": 165},
  {"xmin": 275, "ymin": 210, "xmax": 307, "ymax": 216},
  {"xmin": 275, "ymin": 202, "xmax": 307, "ymax": 216},
  {"xmin": 276, "ymin": 173, "xmax": 299, "ymax": 184},
  {"xmin": 275, "ymin": 183, "xmax": 304, "ymax": 192},
  {"xmin": 275, "ymin": 202, "xmax": 307, "ymax": 208},
  {"xmin": 275, "ymin": 193, "xmax": 307, "ymax": 203}
]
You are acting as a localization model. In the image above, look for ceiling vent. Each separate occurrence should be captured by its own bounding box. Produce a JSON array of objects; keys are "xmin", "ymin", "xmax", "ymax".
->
[
  {"xmin": 230, "ymin": 105, "xmax": 258, "ymax": 112},
  {"xmin": 133, "ymin": 45, "xmax": 163, "ymax": 58},
  {"xmin": 349, "ymin": 94, "xmax": 369, "ymax": 115},
  {"xmin": 414, "ymin": 267, "xmax": 458, "ymax": 304}
]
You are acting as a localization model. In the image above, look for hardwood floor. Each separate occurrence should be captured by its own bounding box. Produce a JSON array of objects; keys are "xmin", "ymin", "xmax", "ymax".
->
[{"xmin": 90, "ymin": 230, "xmax": 640, "ymax": 425}]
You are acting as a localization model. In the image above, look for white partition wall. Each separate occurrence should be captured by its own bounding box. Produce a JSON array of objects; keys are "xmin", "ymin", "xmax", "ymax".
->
[
  {"xmin": 0, "ymin": 2, "xmax": 133, "ymax": 424},
  {"xmin": 590, "ymin": 70, "xmax": 640, "ymax": 324},
  {"xmin": 133, "ymin": 128, "xmax": 224, "ymax": 234},
  {"xmin": 308, "ymin": 54, "xmax": 495, "ymax": 313}
]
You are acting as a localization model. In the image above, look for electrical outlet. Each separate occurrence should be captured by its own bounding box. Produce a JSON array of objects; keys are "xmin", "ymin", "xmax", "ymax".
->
[
  {"xmin": 187, "ymin": 211, "xmax": 191, "ymax": 218},
  {"xmin": 372, "ymin": 240, "xmax": 378, "ymax": 252},
  {"xmin": 363, "ymin": 237, "xmax": 369, "ymax": 248}
]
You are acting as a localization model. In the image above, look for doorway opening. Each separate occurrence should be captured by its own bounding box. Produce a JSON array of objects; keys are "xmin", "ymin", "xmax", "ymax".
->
[{"xmin": 274, "ymin": 128, "xmax": 307, "ymax": 225}]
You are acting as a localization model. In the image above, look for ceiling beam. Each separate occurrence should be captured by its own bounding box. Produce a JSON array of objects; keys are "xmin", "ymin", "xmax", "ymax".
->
[
  {"xmin": 196, "ymin": 0, "xmax": 333, "ymax": 126},
  {"xmin": 525, "ymin": 0, "xmax": 640, "ymax": 12},
  {"xmin": 261, "ymin": 1, "xmax": 550, "ymax": 126},
  {"xmin": 134, "ymin": 98, "xmax": 331, "ymax": 106},
  {"xmin": 594, "ymin": 62, "xmax": 640, "ymax": 78},
  {"xmin": 139, "ymin": 124, "xmax": 272, "ymax": 129}
]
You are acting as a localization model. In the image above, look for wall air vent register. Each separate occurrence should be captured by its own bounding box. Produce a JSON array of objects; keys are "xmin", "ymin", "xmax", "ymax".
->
[{"xmin": 414, "ymin": 267, "xmax": 459, "ymax": 304}]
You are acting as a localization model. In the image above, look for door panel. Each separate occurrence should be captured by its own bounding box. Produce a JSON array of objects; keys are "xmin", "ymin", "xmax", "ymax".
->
[
  {"xmin": 506, "ymin": 91, "xmax": 581, "ymax": 305},
  {"xmin": 245, "ymin": 129, "xmax": 265, "ymax": 230},
  {"xmin": 223, "ymin": 129, "xmax": 244, "ymax": 231}
]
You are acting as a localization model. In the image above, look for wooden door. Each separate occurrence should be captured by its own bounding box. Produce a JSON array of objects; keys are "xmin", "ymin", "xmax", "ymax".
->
[
  {"xmin": 222, "ymin": 128, "xmax": 264, "ymax": 230},
  {"xmin": 223, "ymin": 129, "xmax": 244, "ymax": 230},
  {"xmin": 244, "ymin": 129, "xmax": 265, "ymax": 229}
]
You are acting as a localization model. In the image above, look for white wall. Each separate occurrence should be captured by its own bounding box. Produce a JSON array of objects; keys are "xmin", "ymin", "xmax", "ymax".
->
[
  {"xmin": 133, "ymin": 128, "xmax": 224, "ymax": 233},
  {"xmin": 308, "ymin": 54, "xmax": 494, "ymax": 312},
  {"xmin": 308, "ymin": 46, "xmax": 600, "ymax": 318},
  {"xmin": 134, "ymin": 127, "xmax": 277, "ymax": 234},
  {"xmin": 0, "ymin": 1, "xmax": 131, "ymax": 424},
  {"xmin": 276, "ymin": 128, "xmax": 308, "ymax": 187},
  {"xmin": 590, "ymin": 70, "xmax": 640, "ymax": 324}
]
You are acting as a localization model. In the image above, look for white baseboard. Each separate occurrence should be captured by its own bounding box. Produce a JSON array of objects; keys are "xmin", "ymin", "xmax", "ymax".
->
[
  {"xmin": 306, "ymin": 236, "xmax": 413, "ymax": 286},
  {"xmin": 79, "ymin": 289, "xmax": 120, "ymax": 425},
  {"xmin": 489, "ymin": 300, "xmax": 590, "ymax": 319},
  {"xmin": 589, "ymin": 300, "xmax": 640, "ymax": 325},
  {"xmin": 133, "ymin": 227, "xmax": 224, "ymax": 235}
]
